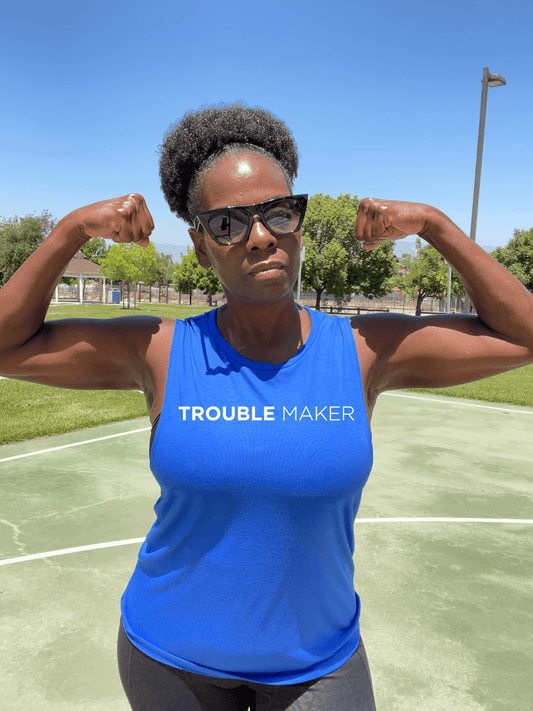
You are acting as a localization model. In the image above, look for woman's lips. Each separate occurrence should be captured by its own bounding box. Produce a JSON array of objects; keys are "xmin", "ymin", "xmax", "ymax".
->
[{"xmin": 248, "ymin": 261, "xmax": 285, "ymax": 276}]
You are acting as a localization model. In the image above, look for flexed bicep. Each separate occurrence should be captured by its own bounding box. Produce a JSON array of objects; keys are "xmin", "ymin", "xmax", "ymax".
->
[
  {"xmin": 356, "ymin": 313, "xmax": 533, "ymax": 395},
  {"xmin": 0, "ymin": 316, "xmax": 164, "ymax": 391}
]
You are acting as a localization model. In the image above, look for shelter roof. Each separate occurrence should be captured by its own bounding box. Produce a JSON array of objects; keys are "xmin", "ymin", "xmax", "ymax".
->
[{"xmin": 63, "ymin": 253, "xmax": 104, "ymax": 278}]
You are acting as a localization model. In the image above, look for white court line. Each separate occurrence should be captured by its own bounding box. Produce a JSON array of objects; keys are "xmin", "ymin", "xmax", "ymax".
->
[
  {"xmin": 382, "ymin": 392, "xmax": 533, "ymax": 414},
  {"xmin": 1, "ymin": 518, "xmax": 532, "ymax": 567},
  {"xmin": 0, "ymin": 538, "xmax": 145, "ymax": 566},
  {"xmin": 0, "ymin": 427, "xmax": 151, "ymax": 464},
  {"xmin": 355, "ymin": 517, "xmax": 533, "ymax": 524}
]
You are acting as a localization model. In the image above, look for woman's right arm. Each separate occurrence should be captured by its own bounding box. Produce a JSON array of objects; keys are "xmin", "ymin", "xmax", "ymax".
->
[{"xmin": 0, "ymin": 194, "xmax": 160, "ymax": 391}]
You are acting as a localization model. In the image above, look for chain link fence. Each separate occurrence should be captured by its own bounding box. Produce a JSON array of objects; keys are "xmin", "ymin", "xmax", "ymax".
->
[
  {"xmin": 297, "ymin": 291, "xmax": 465, "ymax": 315},
  {"xmin": 57, "ymin": 281, "xmax": 466, "ymax": 314}
]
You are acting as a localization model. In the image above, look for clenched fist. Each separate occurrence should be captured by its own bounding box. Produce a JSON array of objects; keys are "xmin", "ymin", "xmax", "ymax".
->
[
  {"xmin": 69, "ymin": 193, "xmax": 154, "ymax": 247},
  {"xmin": 354, "ymin": 198, "xmax": 430, "ymax": 251}
]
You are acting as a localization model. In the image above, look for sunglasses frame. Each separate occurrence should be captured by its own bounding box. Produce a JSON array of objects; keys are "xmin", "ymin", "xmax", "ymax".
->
[{"xmin": 194, "ymin": 194, "xmax": 308, "ymax": 246}]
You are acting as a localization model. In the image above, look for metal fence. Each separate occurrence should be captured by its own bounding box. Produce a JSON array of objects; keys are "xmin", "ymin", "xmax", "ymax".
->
[
  {"xmin": 297, "ymin": 291, "xmax": 465, "ymax": 315},
  {"xmin": 57, "ymin": 282, "xmax": 466, "ymax": 314}
]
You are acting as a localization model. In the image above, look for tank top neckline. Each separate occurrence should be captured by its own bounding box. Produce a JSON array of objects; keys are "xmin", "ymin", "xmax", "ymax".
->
[
  {"xmin": 151, "ymin": 306, "xmax": 325, "ymax": 433},
  {"xmin": 206, "ymin": 306, "xmax": 321, "ymax": 372}
]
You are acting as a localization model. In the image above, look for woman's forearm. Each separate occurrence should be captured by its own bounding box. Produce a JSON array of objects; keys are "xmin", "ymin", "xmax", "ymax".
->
[
  {"xmin": 0, "ymin": 212, "xmax": 88, "ymax": 350},
  {"xmin": 420, "ymin": 207, "xmax": 533, "ymax": 349}
]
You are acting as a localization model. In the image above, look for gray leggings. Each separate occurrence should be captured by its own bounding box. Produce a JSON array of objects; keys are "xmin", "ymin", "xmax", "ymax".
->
[{"xmin": 117, "ymin": 618, "xmax": 376, "ymax": 711}]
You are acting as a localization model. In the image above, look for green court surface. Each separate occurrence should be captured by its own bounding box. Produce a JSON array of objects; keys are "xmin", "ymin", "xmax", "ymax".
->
[{"xmin": 1, "ymin": 391, "xmax": 532, "ymax": 710}]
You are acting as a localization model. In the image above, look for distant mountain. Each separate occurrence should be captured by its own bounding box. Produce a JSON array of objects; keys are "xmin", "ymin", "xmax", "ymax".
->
[{"xmin": 152, "ymin": 243, "xmax": 189, "ymax": 262}]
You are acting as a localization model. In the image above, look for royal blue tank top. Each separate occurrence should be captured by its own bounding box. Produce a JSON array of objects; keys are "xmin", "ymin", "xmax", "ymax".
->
[{"xmin": 121, "ymin": 306, "xmax": 373, "ymax": 685}]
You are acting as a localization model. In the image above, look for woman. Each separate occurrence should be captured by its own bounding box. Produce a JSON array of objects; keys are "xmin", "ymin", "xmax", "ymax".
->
[{"xmin": 0, "ymin": 103, "xmax": 531, "ymax": 711}]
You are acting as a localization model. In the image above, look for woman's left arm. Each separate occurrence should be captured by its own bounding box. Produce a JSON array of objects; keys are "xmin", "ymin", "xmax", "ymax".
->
[{"xmin": 353, "ymin": 198, "xmax": 533, "ymax": 390}]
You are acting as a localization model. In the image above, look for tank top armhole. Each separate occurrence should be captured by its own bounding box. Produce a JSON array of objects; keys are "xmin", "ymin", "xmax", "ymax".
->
[
  {"xmin": 339, "ymin": 316, "xmax": 373, "ymax": 449},
  {"xmin": 149, "ymin": 413, "xmax": 161, "ymax": 457},
  {"xmin": 148, "ymin": 309, "xmax": 213, "ymax": 457},
  {"xmin": 149, "ymin": 317, "xmax": 189, "ymax": 460}
]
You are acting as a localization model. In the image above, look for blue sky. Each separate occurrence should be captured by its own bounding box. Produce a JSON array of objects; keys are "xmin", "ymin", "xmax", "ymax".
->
[{"xmin": 1, "ymin": 0, "xmax": 532, "ymax": 255}]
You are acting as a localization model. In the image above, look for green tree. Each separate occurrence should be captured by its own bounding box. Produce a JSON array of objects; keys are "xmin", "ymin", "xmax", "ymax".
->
[
  {"xmin": 300, "ymin": 193, "xmax": 398, "ymax": 309},
  {"xmin": 99, "ymin": 242, "xmax": 158, "ymax": 308},
  {"xmin": 99, "ymin": 242, "xmax": 158, "ymax": 283},
  {"xmin": 79, "ymin": 237, "xmax": 109, "ymax": 264},
  {"xmin": 155, "ymin": 251, "xmax": 174, "ymax": 284},
  {"xmin": 399, "ymin": 252, "xmax": 413, "ymax": 271},
  {"xmin": 300, "ymin": 194, "xmax": 353, "ymax": 309},
  {"xmin": 345, "ymin": 239, "xmax": 397, "ymax": 299},
  {"xmin": 491, "ymin": 227, "xmax": 533, "ymax": 293},
  {"xmin": 0, "ymin": 210, "xmax": 57, "ymax": 286},
  {"xmin": 301, "ymin": 240, "xmax": 347, "ymax": 309},
  {"xmin": 173, "ymin": 249, "xmax": 201, "ymax": 305},
  {"xmin": 172, "ymin": 248, "xmax": 222, "ymax": 306},
  {"xmin": 394, "ymin": 238, "xmax": 463, "ymax": 316},
  {"xmin": 195, "ymin": 263, "xmax": 223, "ymax": 306}
]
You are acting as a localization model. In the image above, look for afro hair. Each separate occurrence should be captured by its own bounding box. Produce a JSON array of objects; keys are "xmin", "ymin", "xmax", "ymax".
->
[{"xmin": 158, "ymin": 102, "xmax": 299, "ymax": 226}]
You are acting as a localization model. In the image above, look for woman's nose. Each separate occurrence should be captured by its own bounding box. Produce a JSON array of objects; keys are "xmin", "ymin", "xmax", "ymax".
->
[{"xmin": 246, "ymin": 215, "xmax": 277, "ymax": 252}]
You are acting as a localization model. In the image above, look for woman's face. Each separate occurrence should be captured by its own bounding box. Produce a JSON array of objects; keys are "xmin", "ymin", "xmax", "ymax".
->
[{"xmin": 190, "ymin": 151, "xmax": 303, "ymax": 305}]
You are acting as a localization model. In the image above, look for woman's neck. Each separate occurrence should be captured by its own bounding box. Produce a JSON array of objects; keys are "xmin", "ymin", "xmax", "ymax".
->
[{"xmin": 215, "ymin": 295, "xmax": 311, "ymax": 364}]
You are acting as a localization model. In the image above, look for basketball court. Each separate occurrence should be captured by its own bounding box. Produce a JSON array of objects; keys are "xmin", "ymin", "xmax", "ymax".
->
[{"xmin": 1, "ymin": 390, "xmax": 532, "ymax": 710}]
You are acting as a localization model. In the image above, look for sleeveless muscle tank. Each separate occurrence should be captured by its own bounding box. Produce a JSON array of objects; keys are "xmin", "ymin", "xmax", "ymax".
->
[{"xmin": 121, "ymin": 307, "xmax": 373, "ymax": 685}]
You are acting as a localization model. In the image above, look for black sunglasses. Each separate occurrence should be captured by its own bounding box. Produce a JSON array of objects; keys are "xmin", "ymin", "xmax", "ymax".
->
[{"xmin": 194, "ymin": 194, "xmax": 308, "ymax": 246}]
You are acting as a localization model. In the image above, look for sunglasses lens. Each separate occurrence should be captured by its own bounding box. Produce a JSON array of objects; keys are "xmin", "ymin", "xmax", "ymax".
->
[
  {"xmin": 200, "ymin": 196, "xmax": 306, "ymax": 245},
  {"xmin": 264, "ymin": 198, "xmax": 302, "ymax": 234},
  {"xmin": 207, "ymin": 209, "xmax": 248, "ymax": 245}
]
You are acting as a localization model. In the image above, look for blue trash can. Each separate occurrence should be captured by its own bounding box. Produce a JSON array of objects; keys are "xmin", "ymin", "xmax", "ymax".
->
[{"xmin": 111, "ymin": 288, "xmax": 121, "ymax": 304}]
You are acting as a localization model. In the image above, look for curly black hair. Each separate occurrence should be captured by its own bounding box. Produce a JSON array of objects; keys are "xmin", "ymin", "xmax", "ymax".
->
[{"xmin": 158, "ymin": 102, "xmax": 300, "ymax": 226}]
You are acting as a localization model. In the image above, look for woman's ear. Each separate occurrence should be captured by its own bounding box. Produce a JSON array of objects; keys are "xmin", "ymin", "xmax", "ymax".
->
[{"xmin": 188, "ymin": 227, "xmax": 211, "ymax": 268}]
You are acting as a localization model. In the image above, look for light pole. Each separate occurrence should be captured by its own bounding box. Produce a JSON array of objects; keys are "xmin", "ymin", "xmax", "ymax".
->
[
  {"xmin": 461, "ymin": 67, "xmax": 506, "ymax": 314},
  {"xmin": 297, "ymin": 245, "xmax": 306, "ymax": 303}
]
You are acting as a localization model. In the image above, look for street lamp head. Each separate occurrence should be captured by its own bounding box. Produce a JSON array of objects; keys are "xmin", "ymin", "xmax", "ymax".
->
[{"xmin": 487, "ymin": 72, "xmax": 506, "ymax": 87}]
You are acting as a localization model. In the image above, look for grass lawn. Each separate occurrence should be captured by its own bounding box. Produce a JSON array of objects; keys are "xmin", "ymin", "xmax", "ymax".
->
[
  {"xmin": 45, "ymin": 302, "xmax": 214, "ymax": 320},
  {"xmin": 1, "ymin": 303, "xmax": 533, "ymax": 445},
  {"xmin": 0, "ymin": 380, "xmax": 148, "ymax": 446},
  {"xmin": 0, "ymin": 303, "xmax": 212, "ymax": 446},
  {"xmin": 406, "ymin": 363, "xmax": 533, "ymax": 408}
]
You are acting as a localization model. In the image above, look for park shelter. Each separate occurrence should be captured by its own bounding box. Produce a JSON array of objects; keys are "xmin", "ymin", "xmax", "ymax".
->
[{"xmin": 52, "ymin": 252, "xmax": 109, "ymax": 303}]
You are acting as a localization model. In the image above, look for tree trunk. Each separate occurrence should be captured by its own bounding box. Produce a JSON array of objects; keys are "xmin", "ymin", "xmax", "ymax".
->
[
  {"xmin": 315, "ymin": 288, "xmax": 324, "ymax": 311},
  {"xmin": 189, "ymin": 290, "xmax": 192, "ymax": 305},
  {"xmin": 415, "ymin": 293, "xmax": 425, "ymax": 316},
  {"xmin": 208, "ymin": 292, "xmax": 213, "ymax": 306}
]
